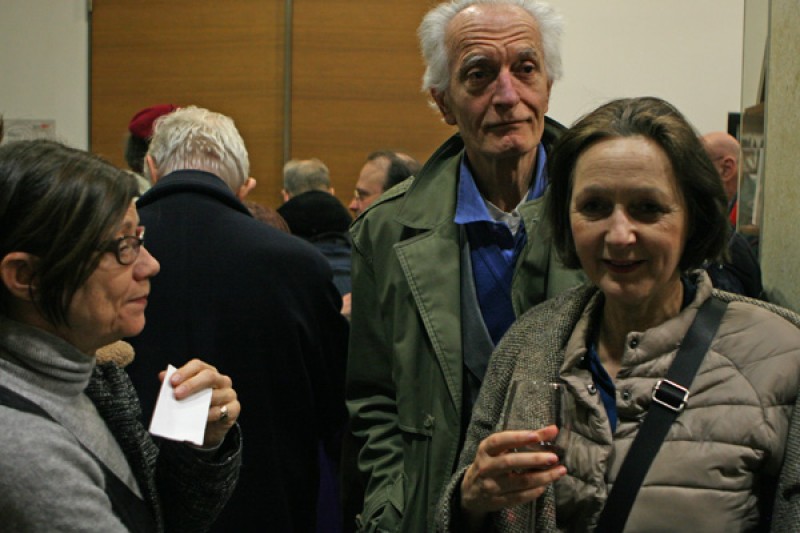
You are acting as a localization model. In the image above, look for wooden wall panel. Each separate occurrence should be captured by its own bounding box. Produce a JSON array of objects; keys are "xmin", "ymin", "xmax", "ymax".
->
[
  {"xmin": 90, "ymin": 0, "xmax": 285, "ymax": 207},
  {"xmin": 91, "ymin": 1, "xmax": 454, "ymax": 208},
  {"xmin": 291, "ymin": 1, "xmax": 455, "ymax": 205}
]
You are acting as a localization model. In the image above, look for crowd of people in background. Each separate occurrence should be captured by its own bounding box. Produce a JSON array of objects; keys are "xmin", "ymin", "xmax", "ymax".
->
[{"xmin": 2, "ymin": 1, "xmax": 799, "ymax": 532}]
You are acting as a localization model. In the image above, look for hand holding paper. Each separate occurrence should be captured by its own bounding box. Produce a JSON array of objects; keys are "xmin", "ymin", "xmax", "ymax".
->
[
  {"xmin": 148, "ymin": 359, "xmax": 240, "ymax": 448},
  {"xmin": 149, "ymin": 364, "xmax": 212, "ymax": 445}
]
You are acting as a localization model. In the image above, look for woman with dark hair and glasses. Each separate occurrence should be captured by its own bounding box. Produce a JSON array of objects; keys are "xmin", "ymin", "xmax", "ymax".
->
[{"xmin": 0, "ymin": 139, "xmax": 242, "ymax": 532}]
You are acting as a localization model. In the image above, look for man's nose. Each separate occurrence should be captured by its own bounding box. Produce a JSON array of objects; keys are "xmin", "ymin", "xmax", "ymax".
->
[
  {"xmin": 349, "ymin": 197, "xmax": 360, "ymax": 215},
  {"xmin": 492, "ymin": 70, "xmax": 520, "ymax": 107}
]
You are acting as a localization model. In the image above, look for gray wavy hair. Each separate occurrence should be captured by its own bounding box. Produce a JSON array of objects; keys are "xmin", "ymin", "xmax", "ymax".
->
[
  {"xmin": 146, "ymin": 106, "xmax": 249, "ymax": 192},
  {"xmin": 418, "ymin": 0, "xmax": 564, "ymax": 94}
]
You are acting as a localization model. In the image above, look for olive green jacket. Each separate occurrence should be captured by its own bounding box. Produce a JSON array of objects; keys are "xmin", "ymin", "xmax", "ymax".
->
[{"xmin": 346, "ymin": 131, "xmax": 584, "ymax": 533}]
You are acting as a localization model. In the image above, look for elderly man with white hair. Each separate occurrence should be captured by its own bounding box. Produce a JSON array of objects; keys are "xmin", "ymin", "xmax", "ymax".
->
[
  {"xmin": 129, "ymin": 106, "xmax": 350, "ymax": 533},
  {"xmin": 344, "ymin": 1, "xmax": 583, "ymax": 531}
]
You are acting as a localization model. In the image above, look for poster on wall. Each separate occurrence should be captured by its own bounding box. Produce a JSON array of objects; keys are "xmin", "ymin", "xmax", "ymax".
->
[{"xmin": 0, "ymin": 119, "xmax": 57, "ymax": 145}]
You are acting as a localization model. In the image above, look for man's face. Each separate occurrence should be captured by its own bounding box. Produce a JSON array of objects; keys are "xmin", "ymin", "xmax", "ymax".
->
[
  {"xmin": 432, "ymin": 4, "xmax": 552, "ymax": 168},
  {"xmin": 349, "ymin": 157, "xmax": 389, "ymax": 216}
]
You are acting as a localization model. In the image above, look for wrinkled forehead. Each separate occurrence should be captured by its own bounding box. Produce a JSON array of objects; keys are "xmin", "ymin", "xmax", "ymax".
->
[{"xmin": 446, "ymin": 4, "xmax": 543, "ymax": 65}]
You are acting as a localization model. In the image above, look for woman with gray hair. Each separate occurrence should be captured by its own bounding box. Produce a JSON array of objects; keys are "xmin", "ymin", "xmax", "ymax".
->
[
  {"xmin": 437, "ymin": 97, "xmax": 800, "ymax": 532},
  {"xmin": 0, "ymin": 139, "xmax": 242, "ymax": 532}
]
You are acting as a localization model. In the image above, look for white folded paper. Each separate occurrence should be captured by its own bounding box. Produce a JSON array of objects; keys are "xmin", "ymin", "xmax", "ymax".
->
[{"xmin": 148, "ymin": 364, "xmax": 212, "ymax": 445}]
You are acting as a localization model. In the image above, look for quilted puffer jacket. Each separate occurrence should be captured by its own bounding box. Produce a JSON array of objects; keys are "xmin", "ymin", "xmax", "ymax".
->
[{"xmin": 438, "ymin": 272, "xmax": 800, "ymax": 532}]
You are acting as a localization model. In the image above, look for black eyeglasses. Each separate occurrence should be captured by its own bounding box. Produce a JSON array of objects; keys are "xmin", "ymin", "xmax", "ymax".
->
[{"xmin": 101, "ymin": 226, "xmax": 145, "ymax": 266}]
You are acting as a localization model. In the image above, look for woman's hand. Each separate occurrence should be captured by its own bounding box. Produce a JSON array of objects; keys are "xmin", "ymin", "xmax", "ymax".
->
[
  {"xmin": 460, "ymin": 425, "xmax": 566, "ymax": 526},
  {"xmin": 160, "ymin": 359, "xmax": 240, "ymax": 448}
]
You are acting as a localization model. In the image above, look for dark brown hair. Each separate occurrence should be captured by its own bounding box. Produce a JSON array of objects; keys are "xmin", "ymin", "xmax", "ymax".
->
[
  {"xmin": 0, "ymin": 140, "xmax": 139, "ymax": 325},
  {"xmin": 546, "ymin": 97, "xmax": 729, "ymax": 272}
]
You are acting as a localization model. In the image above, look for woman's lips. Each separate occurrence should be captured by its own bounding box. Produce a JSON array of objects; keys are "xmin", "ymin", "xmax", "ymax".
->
[
  {"xmin": 603, "ymin": 259, "xmax": 644, "ymax": 274},
  {"xmin": 130, "ymin": 295, "xmax": 149, "ymax": 306}
]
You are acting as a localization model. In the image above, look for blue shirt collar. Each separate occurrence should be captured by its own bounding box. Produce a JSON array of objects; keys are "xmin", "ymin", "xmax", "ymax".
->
[{"xmin": 454, "ymin": 144, "xmax": 548, "ymax": 225}]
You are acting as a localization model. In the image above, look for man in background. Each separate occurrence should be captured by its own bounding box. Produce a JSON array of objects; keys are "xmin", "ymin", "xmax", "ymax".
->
[
  {"xmin": 348, "ymin": 150, "xmax": 421, "ymax": 217},
  {"xmin": 701, "ymin": 131, "xmax": 764, "ymax": 298},
  {"xmin": 282, "ymin": 157, "xmax": 335, "ymax": 201},
  {"xmin": 279, "ymin": 157, "xmax": 354, "ymax": 304},
  {"xmin": 702, "ymin": 131, "xmax": 741, "ymax": 225},
  {"xmin": 124, "ymin": 104, "xmax": 177, "ymax": 193},
  {"xmin": 128, "ymin": 106, "xmax": 349, "ymax": 532}
]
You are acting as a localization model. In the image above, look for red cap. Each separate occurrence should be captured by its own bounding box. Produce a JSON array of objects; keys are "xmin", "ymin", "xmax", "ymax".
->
[{"xmin": 128, "ymin": 104, "xmax": 178, "ymax": 139}]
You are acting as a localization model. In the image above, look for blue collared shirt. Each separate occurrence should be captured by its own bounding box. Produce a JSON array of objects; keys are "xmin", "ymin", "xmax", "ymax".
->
[{"xmin": 454, "ymin": 144, "xmax": 548, "ymax": 345}]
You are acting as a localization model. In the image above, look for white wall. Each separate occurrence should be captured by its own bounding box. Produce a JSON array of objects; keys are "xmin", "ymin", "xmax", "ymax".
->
[
  {"xmin": 742, "ymin": 0, "xmax": 769, "ymax": 108},
  {"xmin": 0, "ymin": 1, "xmax": 744, "ymax": 150},
  {"xmin": 547, "ymin": 0, "xmax": 744, "ymax": 134},
  {"xmin": 0, "ymin": 0, "xmax": 89, "ymax": 149}
]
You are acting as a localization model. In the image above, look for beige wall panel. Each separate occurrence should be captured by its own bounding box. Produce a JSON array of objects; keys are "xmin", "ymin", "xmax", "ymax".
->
[
  {"xmin": 761, "ymin": 0, "xmax": 800, "ymax": 311},
  {"xmin": 91, "ymin": 0, "xmax": 285, "ymax": 207},
  {"xmin": 291, "ymin": 1, "xmax": 455, "ymax": 206}
]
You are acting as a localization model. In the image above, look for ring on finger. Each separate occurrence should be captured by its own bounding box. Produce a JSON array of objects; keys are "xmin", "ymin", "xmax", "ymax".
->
[{"xmin": 219, "ymin": 404, "xmax": 229, "ymax": 422}]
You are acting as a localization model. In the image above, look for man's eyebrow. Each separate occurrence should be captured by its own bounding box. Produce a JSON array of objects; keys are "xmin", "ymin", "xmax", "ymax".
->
[
  {"xmin": 516, "ymin": 47, "xmax": 540, "ymax": 62},
  {"xmin": 459, "ymin": 54, "xmax": 491, "ymax": 74}
]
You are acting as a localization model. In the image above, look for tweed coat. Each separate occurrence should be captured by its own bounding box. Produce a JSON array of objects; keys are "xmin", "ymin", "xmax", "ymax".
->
[
  {"xmin": 0, "ymin": 318, "xmax": 241, "ymax": 532},
  {"xmin": 437, "ymin": 275, "xmax": 800, "ymax": 532}
]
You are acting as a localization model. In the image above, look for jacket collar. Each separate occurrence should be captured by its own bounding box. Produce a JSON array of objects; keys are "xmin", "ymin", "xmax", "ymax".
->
[
  {"xmin": 394, "ymin": 133, "xmax": 464, "ymax": 230},
  {"xmin": 394, "ymin": 117, "xmax": 564, "ymax": 230},
  {"xmin": 136, "ymin": 169, "xmax": 252, "ymax": 217}
]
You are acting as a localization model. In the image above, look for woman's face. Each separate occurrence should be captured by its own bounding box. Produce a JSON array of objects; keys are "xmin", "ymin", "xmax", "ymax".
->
[
  {"xmin": 63, "ymin": 203, "xmax": 160, "ymax": 353},
  {"xmin": 569, "ymin": 136, "xmax": 688, "ymax": 312}
]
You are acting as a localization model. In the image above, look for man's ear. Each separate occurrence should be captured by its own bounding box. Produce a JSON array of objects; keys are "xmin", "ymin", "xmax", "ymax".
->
[
  {"xmin": 0, "ymin": 252, "xmax": 39, "ymax": 301},
  {"xmin": 145, "ymin": 155, "xmax": 161, "ymax": 184},
  {"xmin": 720, "ymin": 156, "xmax": 737, "ymax": 183},
  {"xmin": 238, "ymin": 177, "xmax": 257, "ymax": 200},
  {"xmin": 281, "ymin": 188, "xmax": 291, "ymax": 203},
  {"xmin": 431, "ymin": 88, "xmax": 457, "ymax": 126}
]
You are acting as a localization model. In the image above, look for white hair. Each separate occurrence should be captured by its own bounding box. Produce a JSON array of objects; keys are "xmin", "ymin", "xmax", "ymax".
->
[
  {"xmin": 418, "ymin": 0, "xmax": 564, "ymax": 94},
  {"xmin": 145, "ymin": 106, "xmax": 249, "ymax": 192}
]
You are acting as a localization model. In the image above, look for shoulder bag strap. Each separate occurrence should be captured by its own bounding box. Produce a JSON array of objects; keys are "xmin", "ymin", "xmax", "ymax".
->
[
  {"xmin": 0, "ymin": 384, "xmax": 157, "ymax": 533},
  {"xmin": 594, "ymin": 296, "xmax": 728, "ymax": 533}
]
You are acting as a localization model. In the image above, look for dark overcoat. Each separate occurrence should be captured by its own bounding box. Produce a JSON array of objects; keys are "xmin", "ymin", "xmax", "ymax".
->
[{"xmin": 128, "ymin": 170, "xmax": 349, "ymax": 532}]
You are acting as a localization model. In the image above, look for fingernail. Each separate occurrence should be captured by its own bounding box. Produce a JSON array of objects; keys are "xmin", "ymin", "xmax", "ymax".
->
[
  {"xmin": 174, "ymin": 384, "xmax": 186, "ymax": 396},
  {"xmin": 171, "ymin": 373, "xmax": 183, "ymax": 385}
]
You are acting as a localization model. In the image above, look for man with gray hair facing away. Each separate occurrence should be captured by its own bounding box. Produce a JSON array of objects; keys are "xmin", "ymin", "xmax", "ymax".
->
[
  {"xmin": 128, "ymin": 106, "xmax": 349, "ymax": 532},
  {"xmin": 345, "ymin": 1, "xmax": 583, "ymax": 531},
  {"xmin": 282, "ymin": 157, "xmax": 335, "ymax": 202}
]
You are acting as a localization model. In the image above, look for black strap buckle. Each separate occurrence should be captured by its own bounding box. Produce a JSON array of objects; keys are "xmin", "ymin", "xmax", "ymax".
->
[{"xmin": 652, "ymin": 379, "xmax": 689, "ymax": 413}]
